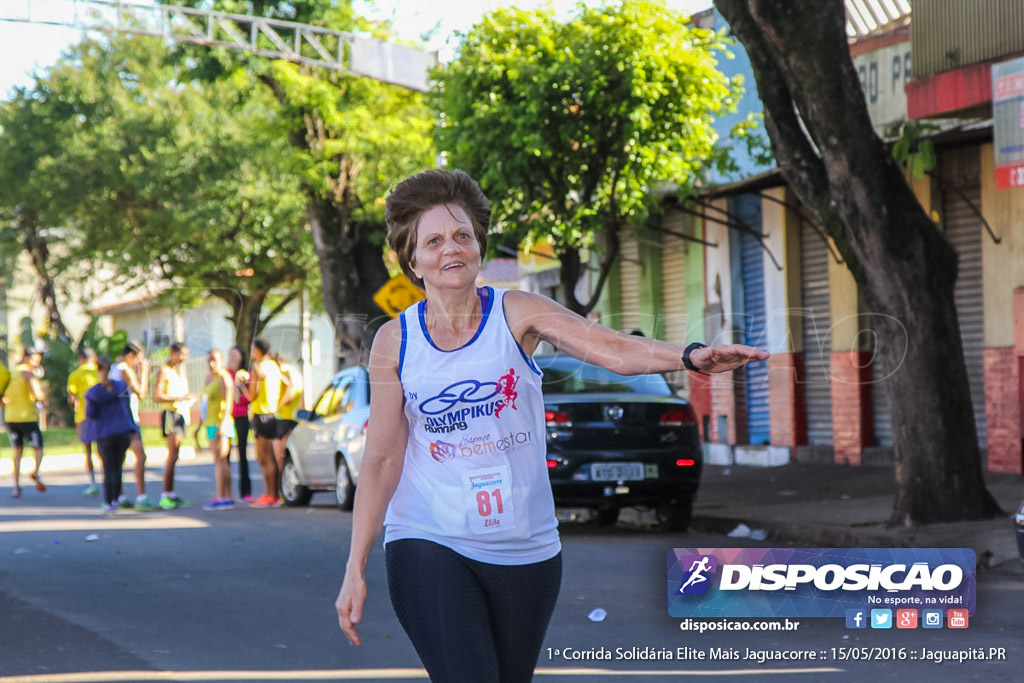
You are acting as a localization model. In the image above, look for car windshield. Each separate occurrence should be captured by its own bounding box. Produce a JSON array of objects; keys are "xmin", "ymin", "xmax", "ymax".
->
[{"xmin": 535, "ymin": 356, "xmax": 672, "ymax": 396}]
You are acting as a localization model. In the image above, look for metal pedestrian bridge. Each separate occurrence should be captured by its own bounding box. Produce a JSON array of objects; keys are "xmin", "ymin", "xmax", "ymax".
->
[{"xmin": 0, "ymin": 0, "xmax": 436, "ymax": 91}]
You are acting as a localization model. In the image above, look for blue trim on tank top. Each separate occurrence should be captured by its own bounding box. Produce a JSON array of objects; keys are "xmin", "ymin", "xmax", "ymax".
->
[
  {"xmin": 398, "ymin": 311, "xmax": 408, "ymax": 380},
  {"xmin": 417, "ymin": 286, "xmax": 494, "ymax": 353}
]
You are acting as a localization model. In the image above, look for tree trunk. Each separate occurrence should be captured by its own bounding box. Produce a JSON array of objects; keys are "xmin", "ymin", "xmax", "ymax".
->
[
  {"xmin": 714, "ymin": 0, "xmax": 1001, "ymax": 524},
  {"xmin": 20, "ymin": 218, "xmax": 71, "ymax": 341},
  {"xmin": 307, "ymin": 198, "xmax": 391, "ymax": 366},
  {"xmin": 560, "ymin": 221, "xmax": 621, "ymax": 316}
]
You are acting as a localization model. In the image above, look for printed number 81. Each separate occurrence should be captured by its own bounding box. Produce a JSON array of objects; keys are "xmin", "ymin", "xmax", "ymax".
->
[{"xmin": 477, "ymin": 489, "xmax": 504, "ymax": 516}]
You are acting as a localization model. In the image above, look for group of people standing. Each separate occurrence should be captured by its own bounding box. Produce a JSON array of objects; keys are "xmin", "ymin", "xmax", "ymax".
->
[{"xmin": 3, "ymin": 336, "xmax": 303, "ymax": 515}]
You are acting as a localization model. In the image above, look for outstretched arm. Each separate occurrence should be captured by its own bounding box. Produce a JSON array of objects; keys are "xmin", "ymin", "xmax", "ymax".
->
[{"xmin": 504, "ymin": 290, "xmax": 768, "ymax": 375}]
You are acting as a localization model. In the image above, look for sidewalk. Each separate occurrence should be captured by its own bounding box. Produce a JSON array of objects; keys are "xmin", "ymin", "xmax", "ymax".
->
[
  {"xmin": 0, "ymin": 444, "xmax": 198, "ymax": 477},
  {"xmin": 691, "ymin": 462, "xmax": 1024, "ymax": 573}
]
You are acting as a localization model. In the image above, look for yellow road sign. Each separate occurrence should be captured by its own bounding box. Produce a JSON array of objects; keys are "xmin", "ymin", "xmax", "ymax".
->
[{"xmin": 373, "ymin": 274, "xmax": 425, "ymax": 318}]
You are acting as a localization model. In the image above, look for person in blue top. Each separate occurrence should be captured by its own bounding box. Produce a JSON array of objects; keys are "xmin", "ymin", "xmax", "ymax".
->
[{"xmin": 83, "ymin": 355, "xmax": 137, "ymax": 516}]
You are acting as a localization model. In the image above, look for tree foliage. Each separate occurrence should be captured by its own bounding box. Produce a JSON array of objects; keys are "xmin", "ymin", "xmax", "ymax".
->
[
  {"xmin": 165, "ymin": 0, "xmax": 437, "ymax": 361},
  {"xmin": 0, "ymin": 34, "xmax": 320, "ymax": 348},
  {"xmin": 430, "ymin": 0, "xmax": 749, "ymax": 312},
  {"xmin": 714, "ymin": 0, "xmax": 1000, "ymax": 524}
]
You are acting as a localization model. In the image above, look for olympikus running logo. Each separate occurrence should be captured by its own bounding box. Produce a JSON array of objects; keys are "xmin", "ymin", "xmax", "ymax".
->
[{"xmin": 419, "ymin": 370, "xmax": 521, "ymax": 432}]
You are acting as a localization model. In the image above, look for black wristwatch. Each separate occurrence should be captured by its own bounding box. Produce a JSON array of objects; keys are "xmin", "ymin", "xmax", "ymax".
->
[{"xmin": 682, "ymin": 342, "xmax": 708, "ymax": 374}]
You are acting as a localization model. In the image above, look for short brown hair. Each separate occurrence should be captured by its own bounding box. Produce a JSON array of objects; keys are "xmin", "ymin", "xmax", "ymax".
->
[{"xmin": 385, "ymin": 169, "xmax": 490, "ymax": 288}]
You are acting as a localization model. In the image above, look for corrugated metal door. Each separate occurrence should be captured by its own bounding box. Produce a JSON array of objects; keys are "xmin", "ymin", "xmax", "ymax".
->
[
  {"xmin": 940, "ymin": 147, "xmax": 987, "ymax": 447},
  {"xmin": 801, "ymin": 219, "xmax": 833, "ymax": 445},
  {"xmin": 661, "ymin": 210, "xmax": 689, "ymax": 392},
  {"xmin": 734, "ymin": 194, "xmax": 770, "ymax": 444},
  {"xmin": 870, "ymin": 316, "xmax": 893, "ymax": 447},
  {"xmin": 661, "ymin": 209, "xmax": 688, "ymax": 345},
  {"xmin": 619, "ymin": 231, "xmax": 641, "ymax": 333}
]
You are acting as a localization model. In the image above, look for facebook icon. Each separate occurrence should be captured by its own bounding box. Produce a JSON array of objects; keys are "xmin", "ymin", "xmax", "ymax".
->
[{"xmin": 846, "ymin": 609, "xmax": 867, "ymax": 629}]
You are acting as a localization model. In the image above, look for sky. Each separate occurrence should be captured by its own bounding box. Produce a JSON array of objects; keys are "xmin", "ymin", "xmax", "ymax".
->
[{"xmin": 0, "ymin": 0, "xmax": 713, "ymax": 99}]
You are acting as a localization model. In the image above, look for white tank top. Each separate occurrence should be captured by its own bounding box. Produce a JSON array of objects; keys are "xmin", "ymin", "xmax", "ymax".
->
[
  {"xmin": 384, "ymin": 287, "xmax": 560, "ymax": 565},
  {"xmin": 110, "ymin": 361, "xmax": 141, "ymax": 424}
]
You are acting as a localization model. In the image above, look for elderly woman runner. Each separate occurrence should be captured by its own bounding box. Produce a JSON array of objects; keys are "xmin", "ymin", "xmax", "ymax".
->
[{"xmin": 336, "ymin": 170, "xmax": 768, "ymax": 682}]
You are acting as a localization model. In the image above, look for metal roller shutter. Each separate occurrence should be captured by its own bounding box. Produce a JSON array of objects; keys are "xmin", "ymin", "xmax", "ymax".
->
[
  {"xmin": 735, "ymin": 195, "xmax": 770, "ymax": 445},
  {"xmin": 661, "ymin": 210, "xmax": 689, "ymax": 392},
  {"xmin": 940, "ymin": 147, "xmax": 987, "ymax": 447},
  {"xmin": 661, "ymin": 209, "xmax": 688, "ymax": 346},
  {"xmin": 619, "ymin": 231, "xmax": 641, "ymax": 334},
  {"xmin": 871, "ymin": 314, "xmax": 893, "ymax": 447},
  {"xmin": 801, "ymin": 218, "xmax": 833, "ymax": 445}
]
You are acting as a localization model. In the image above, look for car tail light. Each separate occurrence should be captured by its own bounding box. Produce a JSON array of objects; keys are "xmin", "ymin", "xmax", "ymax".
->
[
  {"xmin": 545, "ymin": 409, "xmax": 572, "ymax": 427},
  {"xmin": 659, "ymin": 406, "xmax": 697, "ymax": 427},
  {"xmin": 546, "ymin": 459, "xmax": 558, "ymax": 468},
  {"xmin": 675, "ymin": 458, "xmax": 696, "ymax": 467}
]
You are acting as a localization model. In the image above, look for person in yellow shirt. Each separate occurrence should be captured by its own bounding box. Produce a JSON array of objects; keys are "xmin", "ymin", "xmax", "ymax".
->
[
  {"xmin": 0, "ymin": 358, "xmax": 9, "ymax": 462},
  {"xmin": 244, "ymin": 337, "xmax": 282, "ymax": 507},
  {"xmin": 5, "ymin": 348, "xmax": 47, "ymax": 498},
  {"xmin": 67, "ymin": 348, "xmax": 101, "ymax": 496},
  {"xmin": 272, "ymin": 353, "xmax": 304, "ymax": 484},
  {"xmin": 201, "ymin": 349, "xmax": 236, "ymax": 510}
]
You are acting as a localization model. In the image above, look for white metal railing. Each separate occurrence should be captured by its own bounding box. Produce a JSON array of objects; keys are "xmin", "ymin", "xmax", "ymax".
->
[{"xmin": 1, "ymin": 0, "xmax": 436, "ymax": 91}]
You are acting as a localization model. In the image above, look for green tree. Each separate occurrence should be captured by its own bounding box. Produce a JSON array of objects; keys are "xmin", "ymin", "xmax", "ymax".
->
[
  {"xmin": 715, "ymin": 0, "xmax": 1000, "ymax": 524},
  {"xmin": 430, "ymin": 0, "xmax": 747, "ymax": 313},
  {"xmin": 0, "ymin": 35, "xmax": 319, "ymax": 349},
  {"xmin": 166, "ymin": 0, "xmax": 436, "ymax": 362}
]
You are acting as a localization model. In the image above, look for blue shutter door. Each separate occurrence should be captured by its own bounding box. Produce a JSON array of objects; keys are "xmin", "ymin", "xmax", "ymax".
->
[{"xmin": 734, "ymin": 194, "xmax": 770, "ymax": 445}]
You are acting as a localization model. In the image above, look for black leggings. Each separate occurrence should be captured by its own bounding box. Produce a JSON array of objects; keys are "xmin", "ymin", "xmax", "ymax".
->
[
  {"xmin": 97, "ymin": 432, "xmax": 132, "ymax": 506},
  {"xmin": 232, "ymin": 415, "xmax": 251, "ymax": 499},
  {"xmin": 386, "ymin": 539, "xmax": 562, "ymax": 683}
]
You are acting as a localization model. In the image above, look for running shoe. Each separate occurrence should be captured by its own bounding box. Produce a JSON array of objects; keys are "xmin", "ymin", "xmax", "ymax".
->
[
  {"xmin": 242, "ymin": 495, "xmax": 255, "ymax": 504},
  {"xmin": 100, "ymin": 502, "xmax": 118, "ymax": 516},
  {"xmin": 83, "ymin": 484, "xmax": 100, "ymax": 497},
  {"xmin": 11, "ymin": 486, "xmax": 21, "ymax": 499},
  {"xmin": 29, "ymin": 473, "xmax": 46, "ymax": 492},
  {"xmin": 250, "ymin": 495, "xmax": 280, "ymax": 508},
  {"xmin": 134, "ymin": 495, "xmax": 159, "ymax": 511},
  {"xmin": 159, "ymin": 495, "xmax": 191, "ymax": 510},
  {"xmin": 118, "ymin": 496, "xmax": 134, "ymax": 509},
  {"xmin": 202, "ymin": 498, "xmax": 236, "ymax": 511}
]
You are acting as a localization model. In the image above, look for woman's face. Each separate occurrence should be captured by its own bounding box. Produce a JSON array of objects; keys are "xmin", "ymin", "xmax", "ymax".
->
[
  {"xmin": 411, "ymin": 204, "xmax": 482, "ymax": 290},
  {"xmin": 228, "ymin": 348, "xmax": 243, "ymax": 370},
  {"xmin": 207, "ymin": 352, "xmax": 222, "ymax": 373}
]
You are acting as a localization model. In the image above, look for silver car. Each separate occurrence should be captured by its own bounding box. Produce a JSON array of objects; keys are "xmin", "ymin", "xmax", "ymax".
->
[{"xmin": 281, "ymin": 366, "xmax": 369, "ymax": 510}]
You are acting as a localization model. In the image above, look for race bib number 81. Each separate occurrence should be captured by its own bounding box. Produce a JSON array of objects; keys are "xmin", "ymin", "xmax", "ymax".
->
[{"xmin": 462, "ymin": 465, "xmax": 515, "ymax": 535}]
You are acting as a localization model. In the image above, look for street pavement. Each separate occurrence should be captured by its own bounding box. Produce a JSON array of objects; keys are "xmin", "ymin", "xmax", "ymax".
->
[{"xmin": 0, "ymin": 451, "xmax": 1021, "ymax": 682}]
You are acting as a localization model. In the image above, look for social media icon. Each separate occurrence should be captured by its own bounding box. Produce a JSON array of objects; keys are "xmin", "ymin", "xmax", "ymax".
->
[
  {"xmin": 896, "ymin": 609, "xmax": 918, "ymax": 629},
  {"xmin": 845, "ymin": 609, "xmax": 866, "ymax": 629},
  {"xmin": 947, "ymin": 609, "xmax": 969, "ymax": 629},
  {"xmin": 870, "ymin": 609, "xmax": 892, "ymax": 629},
  {"xmin": 922, "ymin": 609, "xmax": 943, "ymax": 629}
]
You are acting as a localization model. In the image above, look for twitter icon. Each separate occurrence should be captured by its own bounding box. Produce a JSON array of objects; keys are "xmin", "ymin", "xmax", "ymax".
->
[{"xmin": 870, "ymin": 609, "xmax": 892, "ymax": 629}]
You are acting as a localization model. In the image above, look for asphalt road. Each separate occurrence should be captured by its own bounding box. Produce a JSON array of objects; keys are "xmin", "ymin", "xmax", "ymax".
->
[{"xmin": 1, "ymin": 460, "xmax": 1021, "ymax": 683}]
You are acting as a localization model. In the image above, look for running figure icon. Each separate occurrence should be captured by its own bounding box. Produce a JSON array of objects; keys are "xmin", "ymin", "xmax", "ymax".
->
[
  {"xmin": 495, "ymin": 368, "xmax": 519, "ymax": 418},
  {"xmin": 678, "ymin": 556, "xmax": 712, "ymax": 593}
]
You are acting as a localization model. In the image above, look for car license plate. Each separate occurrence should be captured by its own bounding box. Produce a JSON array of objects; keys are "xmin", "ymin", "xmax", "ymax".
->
[{"xmin": 591, "ymin": 462, "xmax": 645, "ymax": 481}]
